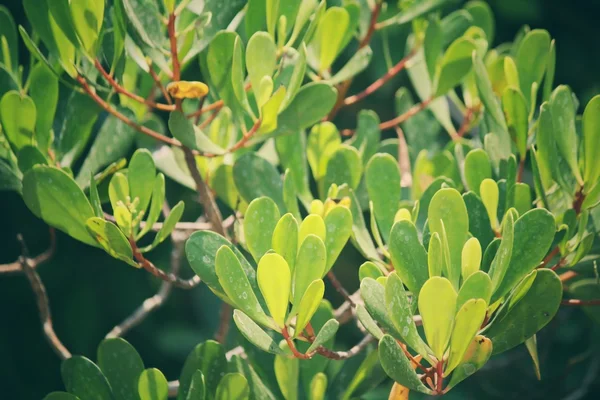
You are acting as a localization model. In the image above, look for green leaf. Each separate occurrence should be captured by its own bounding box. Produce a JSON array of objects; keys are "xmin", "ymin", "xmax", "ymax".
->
[
  {"xmin": 485, "ymin": 269, "xmax": 562, "ymax": 354},
  {"xmin": 258, "ymin": 86, "xmax": 286, "ymax": 134},
  {"xmin": 178, "ymin": 340, "xmax": 227, "ymax": 400},
  {"xmin": 328, "ymin": 46, "xmax": 373, "ymax": 85},
  {"xmin": 257, "ymin": 252, "xmax": 291, "ymax": 328},
  {"xmin": 0, "ymin": 90, "xmax": 36, "ymax": 150},
  {"xmin": 76, "ymin": 109, "xmax": 137, "ymax": 187},
  {"xmin": 44, "ymin": 393, "xmax": 81, "ymax": 400},
  {"xmin": 465, "ymin": 1, "xmax": 495, "ymax": 44},
  {"xmin": 17, "ymin": 145, "xmax": 48, "ymax": 174},
  {"xmin": 502, "ymin": 87, "xmax": 528, "ymax": 157},
  {"xmin": 359, "ymin": 261, "xmax": 384, "ymax": 281},
  {"xmin": 137, "ymin": 174, "xmax": 165, "ymax": 240},
  {"xmin": 216, "ymin": 245, "xmax": 271, "ymax": 327},
  {"xmin": 168, "ymin": 111, "xmax": 225, "ymax": 154},
  {"xmin": 306, "ymin": 319, "xmax": 340, "ymax": 353},
  {"xmin": 386, "ymin": 272, "xmax": 432, "ymax": 359},
  {"xmin": 275, "ymin": 344, "xmax": 299, "ymax": 400},
  {"xmin": 121, "ymin": 0, "xmax": 163, "ymax": 48},
  {"xmin": 491, "ymin": 209, "xmax": 555, "ymax": 302},
  {"xmin": 299, "ymin": 213, "xmax": 326, "ymax": 246},
  {"xmin": 28, "ymin": 62, "xmax": 58, "ymax": 151},
  {"xmin": 337, "ymin": 185, "xmax": 379, "ymax": 260},
  {"xmin": 128, "ymin": 149, "xmax": 155, "ymax": 214},
  {"xmin": 461, "ymin": 237, "xmax": 482, "ymax": 280},
  {"xmin": 272, "ymin": 213, "xmax": 299, "ymax": 274},
  {"xmin": 138, "ymin": 368, "xmax": 168, "ymax": 400},
  {"xmin": 307, "ymin": 122, "xmax": 341, "ymax": 182},
  {"xmin": 583, "ymin": 95, "xmax": 600, "ymax": 189},
  {"xmin": 61, "ymin": 356, "xmax": 113, "ymax": 400},
  {"xmin": 247, "ymin": 32, "xmax": 277, "ymax": 105},
  {"xmin": 378, "ymin": 335, "xmax": 432, "ymax": 394},
  {"xmin": 418, "ymin": 277, "xmax": 457, "ymax": 360},
  {"xmin": 365, "ymin": 154, "xmax": 400, "ymax": 243},
  {"xmin": 146, "ymin": 201, "xmax": 184, "ymax": 250},
  {"xmin": 71, "ymin": 0, "xmax": 104, "ymax": 52},
  {"xmin": 456, "ymin": 271, "xmax": 492, "ymax": 311},
  {"xmin": 295, "ymin": 279, "xmax": 325, "ymax": 335},
  {"xmin": 57, "ymin": 91, "xmax": 100, "ymax": 167},
  {"xmin": 322, "ymin": 145, "xmax": 362, "ymax": 195},
  {"xmin": 97, "ymin": 338, "xmax": 144, "ymax": 400},
  {"xmin": 185, "ymin": 371, "xmax": 205, "ymax": 400},
  {"xmin": 23, "ymin": 166, "xmax": 97, "ymax": 246},
  {"xmin": 424, "ymin": 17, "xmax": 443, "ymax": 80},
  {"xmin": 356, "ymin": 303, "xmax": 384, "ymax": 340},
  {"xmin": 445, "ymin": 335, "xmax": 492, "ymax": 391},
  {"xmin": 445, "ymin": 299, "xmax": 487, "ymax": 375},
  {"xmin": 388, "ymin": 220, "xmax": 429, "ymax": 297},
  {"xmin": 377, "ymin": 0, "xmax": 453, "ymax": 30},
  {"xmin": 0, "ymin": 6, "xmax": 18, "ymax": 71},
  {"xmin": 428, "ymin": 188, "xmax": 469, "ymax": 288},
  {"xmin": 275, "ymin": 129, "xmax": 311, "ymax": 206},
  {"xmin": 480, "ymin": 178, "xmax": 499, "ymax": 230},
  {"xmin": 233, "ymin": 309, "xmax": 283, "ymax": 354},
  {"xmin": 283, "ymin": 169, "xmax": 301, "ymax": 219},
  {"xmin": 516, "ymin": 29, "xmax": 550, "ymax": 106},
  {"xmin": 488, "ymin": 211, "xmax": 514, "ymax": 293},
  {"xmin": 233, "ymin": 153, "xmax": 285, "ymax": 212},
  {"xmin": 549, "ymin": 85, "xmax": 583, "ymax": 185},
  {"xmin": 86, "ymin": 218, "xmax": 136, "ymax": 266},
  {"xmin": 535, "ymin": 102, "xmax": 561, "ymax": 190},
  {"xmin": 463, "ymin": 192, "xmax": 495, "ymax": 251},
  {"xmin": 293, "ymin": 235, "xmax": 326, "ymax": 306},
  {"xmin": 314, "ymin": 7, "xmax": 349, "ymax": 71},
  {"xmin": 428, "ymin": 232, "xmax": 443, "ymax": 277},
  {"xmin": 346, "ymin": 110, "xmax": 381, "ymax": 166},
  {"xmin": 433, "ymin": 38, "xmax": 477, "ymax": 97},
  {"xmin": 323, "ymin": 205, "xmax": 353, "ymax": 274},
  {"xmin": 244, "ymin": 197, "xmax": 280, "ymax": 262},
  {"xmin": 215, "ymin": 373, "xmax": 249, "ymax": 400},
  {"xmin": 309, "ymin": 373, "xmax": 327, "ymax": 400},
  {"xmin": 525, "ymin": 335, "xmax": 541, "ymax": 380}
]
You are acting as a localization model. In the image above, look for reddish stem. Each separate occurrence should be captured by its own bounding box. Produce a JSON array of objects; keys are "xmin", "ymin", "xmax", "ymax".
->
[
  {"xmin": 282, "ymin": 328, "xmax": 311, "ymax": 359},
  {"xmin": 561, "ymin": 298, "xmax": 600, "ymax": 306},
  {"xmin": 436, "ymin": 360, "xmax": 444, "ymax": 394},
  {"xmin": 167, "ymin": 14, "xmax": 181, "ymax": 81},
  {"xmin": 343, "ymin": 49, "xmax": 417, "ymax": 107},
  {"xmin": 516, "ymin": 156, "xmax": 526, "ymax": 183},
  {"xmin": 327, "ymin": 270, "xmax": 355, "ymax": 306},
  {"xmin": 539, "ymin": 246, "xmax": 561, "ymax": 269}
]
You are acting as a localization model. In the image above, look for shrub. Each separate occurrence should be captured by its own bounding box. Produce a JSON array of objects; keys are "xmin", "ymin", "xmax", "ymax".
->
[{"xmin": 1, "ymin": 0, "xmax": 599, "ymax": 399}]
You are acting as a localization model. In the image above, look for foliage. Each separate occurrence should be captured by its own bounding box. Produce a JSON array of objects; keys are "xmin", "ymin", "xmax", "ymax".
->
[{"xmin": 1, "ymin": 0, "xmax": 600, "ymax": 399}]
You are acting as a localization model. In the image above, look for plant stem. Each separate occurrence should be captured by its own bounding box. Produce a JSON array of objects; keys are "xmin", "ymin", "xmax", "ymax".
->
[
  {"xmin": 282, "ymin": 328, "xmax": 311, "ymax": 359},
  {"xmin": 315, "ymin": 335, "xmax": 374, "ymax": 360},
  {"xmin": 343, "ymin": 49, "xmax": 417, "ymax": 106},
  {"xmin": 327, "ymin": 270, "xmax": 355, "ymax": 306},
  {"xmin": 561, "ymin": 299, "xmax": 600, "ymax": 306},
  {"xmin": 0, "ymin": 228, "xmax": 55, "ymax": 275},
  {"xmin": 214, "ymin": 303, "xmax": 232, "ymax": 343}
]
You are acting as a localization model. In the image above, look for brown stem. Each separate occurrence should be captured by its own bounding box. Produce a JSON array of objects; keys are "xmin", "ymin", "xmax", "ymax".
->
[
  {"xmin": 539, "ymin": 246, "xmax": 561, "ymax": 268},
  {"xmin": 214, "ymin": 303, "xmax": 233, "ymax": 343},
  {"xmin": 436, "ymin": 360, "xmax": 444, "ymax": 394},
  {"xmin": 343, "ymin": 49, "xmax": 417, "ymax": 107},
  {"xmin": 148, "ymin": 65, "xmax": 172, "ymax": 104},
  {"xmin": 199, "ymin": 106, "xmax": 222, "ymax": 129},
  {"xmin": 76, "ymin": 75, "xmax": 190, "ymax": 150},
  {"xmin": 130, "ymin": 238, "xmax": 201, "ymax": 289},
  {"xmin": 327, "ymin": 270, "xmax": 355, "ymax": 306},
  {"xmin": 94, "ymin": 59, "xmax": 175, "ymax": 111},
  {"xmin": 187, "ymin": 100, "xmax": 224, "ymax": 119},
  {"xmin": 573, "ymin": 186, "xmax": 586, "ymax": 215},
  {"xmin": 16, "ymin": 234, "xmax": 71, "ymax": 360},
  {"xmin": 559, "ymin": 270, "xmax": 578, "ymax": 283},
  {"xmin": 168, "ymin": 13, "xmax": 181, "ymax": 81},
  {"xmin": 106, "ymin": 232, "xmax": 185, "ymax": 338},
  {"xmin": 282, "ymin": 328, "xmax": 311, "ymax": 359},
  {"xmin": 561, "ymin": 299, "xmax": 600, "ymax": 306},
  {"xmin": 456, "ymin": 105, "xmax": 479, "ymax": 139},
  {"xmin": 0, "ymin": 228, "xmax": 55, "ymax": 275},
  {"xmin": 516, "ymin": 156, "xmax": 526, "ymax": 183},
  {"xmin": 315, "ymin": 335, "xmax": 374, "ymax": 360}
]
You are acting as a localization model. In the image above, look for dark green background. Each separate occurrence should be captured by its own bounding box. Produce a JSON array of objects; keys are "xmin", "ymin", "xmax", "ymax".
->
[{"xmin": 2, "ymin": 0, "xmax": 600, "ymax": 398}]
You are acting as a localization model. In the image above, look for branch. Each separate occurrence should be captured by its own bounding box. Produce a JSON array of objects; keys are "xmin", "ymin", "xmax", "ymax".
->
[
  {"xmin": 327, "ymin": 270, "xmax": 355, "ymax": 306},
  {"xmin": 561, "ymin": 299, "xmax": 600, "ymax": 306},
  {"xmin": 16, "ymin": 234, "xmax": 71, "ymax": 360},
  {"xmin": 343, "ymin": 49, "xmax": 417, "ymax": 106},
  {"xmin": 214, "ymin": 303, "xmax": 233, "ymax": 343},
  {"xmin": 94, "ymin": 59, "xmax": 175, "ymax": 111},
  {"xmin": 130, "ymin": 238, "xmax": 201, "ymax": 289},
  {"xmin": 315, "ymin": 335, "xmax": 374, "ymax": 360},
  {"xmin": 106, "ymin": 231, "xmax": 186, "ymax": 338},
  {"xmin": 0, "ymin": 228, "xmax": 55, "ymax": 275},
  {"xmin": 395, "ymin": 126, "xmax": 412, "ymax": 188}
]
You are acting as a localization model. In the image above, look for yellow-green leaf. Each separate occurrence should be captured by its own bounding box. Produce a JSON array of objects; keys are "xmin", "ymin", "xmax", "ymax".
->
[
  {"xmin": 445, "ymin": 299, "xmax": 487, "ymax": 375},
  {"xmin": 257, "ymin": 253, "xmax": 291, "ymax": 328},
  {"xmin": 418, "ymin": 277, "xmax": 457, "ymax": 360}
]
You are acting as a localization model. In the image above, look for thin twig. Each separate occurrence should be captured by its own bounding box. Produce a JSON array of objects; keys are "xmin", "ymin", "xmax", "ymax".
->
[
  {"xmin": 214, "ymin": 303, "xmax": 233, "ymax": 343},
  {"xmin": 395, "ymin": 126, "xmax": 412, "ymax": 188},
  {"xmin": 561, "ymin": 299, "xmax": 600, "ymax": 306},
  {"xmin": 106, "ymin": 231, "xmax": 186, "ymax": 338},
  {"xmin": 315, "ymin": 335, "xmax": 374, "ymax": 360},
  {"xmin": 17, "ymin": 234, "xmax": 71, "ymax": 360},
  {"xmin": 94, "ymin": 59, "xmax": 175, "ymax": 111},
  {"xmin": 148, "ymin": 65, "xmax": 172, "ymax": 105},
  {"xmin": 327, "ymin": 270, "xmax": 355, "ymax": 306},
  {"xmin": 0, "ymin": 228, "xmax": 56, "ymax": 275},
  {"xmin": 186, "ymin": 100, "xmax": 224, "ymax": 119},
  {"xmin": 343, "ymin": 49, "xmax": 417, "ymax": 106},
  {"xmin": 130, "ymin": 238, "xmax": 201, "ymax": 289}
]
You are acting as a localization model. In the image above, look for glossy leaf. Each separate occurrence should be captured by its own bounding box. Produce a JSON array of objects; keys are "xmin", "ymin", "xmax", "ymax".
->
[
  {"xmin": 178, "ymin": 340, "xmax": 226, "ymax": 400},
  {"xmin": 516, "ymin": 29, "xmax": 550, "ymax": 106},
  {"xmin": 502, "ymin": 87, "xmax": 528, "ymax": 156},
  {"xmin": 244, "ymin": 197, "xmax": 280, "ymax": 262},
  {"xmin": 86, "ymin": 218, "xmax": 136, "ymax": 267},
  {"xmin": 418, "ymin": 277, "xmax": 457, "ymax": 359},
  {"xmin": 293, "ymin": 235, "xmax": 326, "ymax": 306},
  {"xmin": 233, "ymin": 310, "xmax": 283, "ymax": 354},
  {"xmin": 428, "ymin": 188, "xmax": 469, "ymax": 288},
  {"xmin": 272, "ymin": 213, "xmax": 299, "ymax": 274},
  {"xmin": 378, "ymin": 335, "xmax": 432, "ymax": 394},
  {"xmin": 128, "ymin": 149, "xmax": 155, "ymax": 214},
  {"xmin": 185, "ymin": 370, "xmax": 205, "ymax": 400},
  {"xmin": 23, "ymin": 166, "xmax": 96, "ymax": 246},
  {"xmin": 0, "ymin": 91, "xmax": 36, "ymax": 150},
  {"xmin": 28, "ymin": 63, "xmax": 58, "ymax": 151},
  {"xmin": 257, "ymin": 253, "xmax": 291, "ymax": 328},
  {"xmin": 488, "ymin": 211, "xmax": 514, "ymax": 294},
  {"xmin": 147, "ymin": 201, "xmax": 184, "ymax": 250},
  {"xmin": 433, "ymin": 38, "xmax": 477, "ymax": 97},
  {"xmin": 138, "ymin": 368, "xmax": 168, "ymax": 400},
  {"xmin": 366, "ymin": 154, "xmax": 400, "ymax": 243},
  {"xmin": 233, "ymin": 153, "xmax": 285, "ymax": 212},
  {"xmin": 323, "ymin": 205, "xmax": 353, "ymax": 274},
  {"xmin": 486, "ymin": 269, "xmax": 562, "ymax": 354},
  {"xmin": 295, "ymin": 279, "xmax": 325, "ymax": 335},
  {"xmin": 388, "ymin": 220, "xmax": 429, "ymax": 297},
  {"xmin": 446, "ymin": 335, "xmax": 492, "ymax": 390},
  {"xmin": 550, "ymin": 85, "xmax": 583, "ymax": 184},
  {"xmin": 97, "ymin": 338, "xmax": 144, "ymax": 400},
  {"xmin": 461, "ymin": 237, "xmax": 482, "ymax": 280},
  {"xmin": 463, "ymin": 149, "xmax": 491, "ymax": 196},
  {"xmin": 61, "ymin": 356, "xmax": 113, "ymax": 400},
  {"xmin": 445, "ymin": 299, "xmax": 487, "ymax": 375},
  {"xmin": 216, "ymin": 245, "xmax": 270, "ymax": 327},
  {"xmin": 214, "ymin": 373, "xmax": 249, "ymax": 400}
]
